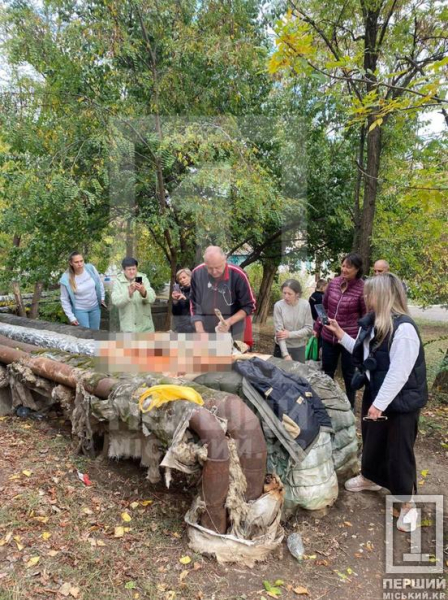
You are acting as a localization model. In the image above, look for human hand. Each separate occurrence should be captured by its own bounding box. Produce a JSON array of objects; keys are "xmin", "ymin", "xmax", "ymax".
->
[
  {"xmin": 101, "ymin": 301, "xmax": 107, "ymax": 309},
  {"xmin": 283, "ymin": 354, "xmax": 293, "ymax": 361},
  {"xmin": 324, "ymin": 318, "xmax": 344, "ymax": 340},
  {"xmin": 216, "ymin": 319, "xmax": 231, "ymax": 333},
  {"xmin": 313, "ymin": 330, "xmax": 320, "ymax": 338},
  {"xmin": 128, "ymin": 283, "xmax": 137, "ymax": 297},
  {"xmin": 135, "ymin": 283, "xmax": 146, "ymax": 297},
  {"xmin": 276, "ymin": 329, "xmax": 289, "ymax": 340},
  {"xmin": 367, "ymin": 405, "xmax": 383, "ymax": 420},
  {"xmin": 70, "ymin": 320, "xmax": 79, "ymax": 326}
]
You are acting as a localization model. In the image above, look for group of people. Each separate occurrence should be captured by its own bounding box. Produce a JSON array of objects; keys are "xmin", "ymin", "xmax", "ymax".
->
[{"xmin": 59, "ymin": 248, "xmax": 426, "ymax": 531}]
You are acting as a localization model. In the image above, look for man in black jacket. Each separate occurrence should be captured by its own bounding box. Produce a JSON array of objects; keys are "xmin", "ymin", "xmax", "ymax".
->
[{"xmin": 190, "ymin": 246, "xmax": 256, "ymax": 341}]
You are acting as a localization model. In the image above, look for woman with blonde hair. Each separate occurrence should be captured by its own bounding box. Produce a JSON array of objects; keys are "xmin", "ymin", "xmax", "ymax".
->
[
  {"xmin": 59, "ymin": 251, "xmax": 105, "ymax": 329},
  {"xmin": 171, "ymin": 268, "xmax": 194, "ymax": 333},
  {"xmin": 325, "ymin": 273, "xmax": 427, "ymax": 532}
]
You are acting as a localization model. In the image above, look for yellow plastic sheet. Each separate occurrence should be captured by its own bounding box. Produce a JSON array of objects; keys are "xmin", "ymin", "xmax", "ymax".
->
[{"xmin": 138, "ymin": 384, "xmax": 204, "ymax": 413}]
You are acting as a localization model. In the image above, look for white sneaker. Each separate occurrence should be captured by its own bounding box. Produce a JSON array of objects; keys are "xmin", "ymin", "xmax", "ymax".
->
[
  {"xmin": 344, "ymin": 474, "xmax": 382, "ymax": 492},
  {"xmin": 397, "ymin": 506, "xmax": 419, "ymax": 532}
]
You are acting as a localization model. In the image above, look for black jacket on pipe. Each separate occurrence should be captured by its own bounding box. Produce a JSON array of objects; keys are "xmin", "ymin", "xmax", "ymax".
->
[{"xmin": 234, "ymin": 358, "xmax": 332, "ymax": 451}]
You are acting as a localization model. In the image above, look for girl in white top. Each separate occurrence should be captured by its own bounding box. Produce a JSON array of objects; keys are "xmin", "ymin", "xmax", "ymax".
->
[
  {"xmin": 273, "ymin": 279, "xmax": 313, "ymax": 363},
  {"xmin": 60, "ymin": 252, "xmax": 105, "ymax": 330}
]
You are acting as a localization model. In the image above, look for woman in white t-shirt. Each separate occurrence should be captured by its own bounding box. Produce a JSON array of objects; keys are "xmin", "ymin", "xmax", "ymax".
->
[{"xmin": 59, "ymin": 251, "xmax": 105, "ymax": 329}]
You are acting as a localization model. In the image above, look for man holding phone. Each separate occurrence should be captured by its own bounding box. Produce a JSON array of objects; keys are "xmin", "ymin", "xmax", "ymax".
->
[{"xmin": 111, "ymin": 257, "xmax": 156, "ymax": 332}]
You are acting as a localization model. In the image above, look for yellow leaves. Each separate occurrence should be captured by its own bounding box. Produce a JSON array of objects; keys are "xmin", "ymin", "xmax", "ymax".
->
[
  {"xmin": 33, "ymin": 516, "xmax": 50, "ymax": 524},
  {"xmin": 25, "ymin": 556, "xmax": 40, "ymax": 568},
  {"xmin": 140, "ymin": 500, "xmax": 153, "ymax": 507},
  {"xmin": 269, "ymin": 13, "xmax": 316, "ymax": 76},
  {"xmin": 42, "ymin": 532, "xmax": 51, "ymax": 541},
  {"xmin": 22, "ymin": 470, "xmax": 33, "ymax": 477},
  {"xmin": 0, "ymin": 533, "xmax": 13, "ymax": 547},
  {"xmin": 114, "ymin": 527, "xmax": 125, "ymax": 538},
  {"xmin": 121, "ymin": 512, "xmax": 132, "ymax": 522},
  {"xmin": 129, "ymin": 502, "xmax": 139, "ymax": 510},
  {"xmin": 179, "ymin": 555, "xmax": 191, "ymax": 565},
  {"xmin": 14, "ymin": 536, "xmax": 24, "ymax": 551}
]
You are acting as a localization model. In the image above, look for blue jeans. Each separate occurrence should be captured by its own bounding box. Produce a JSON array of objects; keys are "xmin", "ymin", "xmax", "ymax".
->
[{"xmin": 74, "ymin": 306, "xmax": 101, "ymax": 330}]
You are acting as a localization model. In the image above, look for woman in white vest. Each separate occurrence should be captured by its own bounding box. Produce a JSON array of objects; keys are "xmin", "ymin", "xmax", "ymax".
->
[{"xmin": 60, "ymin": 251, "xmax": 105, "ymax": 329}]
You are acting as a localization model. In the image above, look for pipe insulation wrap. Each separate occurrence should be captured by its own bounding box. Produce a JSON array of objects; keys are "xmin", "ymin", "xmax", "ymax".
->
[{"xmin": 0, "ymin": 323, "xmax": 95, "ymax": 356}]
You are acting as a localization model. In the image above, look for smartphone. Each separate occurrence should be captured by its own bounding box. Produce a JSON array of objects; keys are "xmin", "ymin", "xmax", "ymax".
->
[
  {"xmin": 173, "ymin": 283, "xmax": 181, "ymax": 293},
  {"xmin": 135, "ymin": 276, "xmax": 143, "ymax": 284},
  {"xmin": 315, "ymin": 304, "xmax": 329, "ymax": 325}
]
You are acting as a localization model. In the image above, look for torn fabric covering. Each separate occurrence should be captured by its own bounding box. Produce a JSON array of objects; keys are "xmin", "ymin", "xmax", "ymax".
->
[
  {"xmin": 186, "ymin": 441, "xmax": 284, "ymax": 568},
  {"xmin": 7, "ymin": 360, "xmax": 58, "ymax": 412},
  {"xmin": 0, "ymin": 323, "xmax": 95, "ymax": 355}
]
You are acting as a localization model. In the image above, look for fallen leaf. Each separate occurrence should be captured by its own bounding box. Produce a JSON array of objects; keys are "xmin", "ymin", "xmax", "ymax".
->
[
  {"xmin": 344, "ymin": 521, "xmax": 353, "ymax": 527},
  {"xmin": 42, "ymin": 532, "xmax": 51, "ymax": 541},
  {"xmin": 293, "ymin": 586, "xmax": 309, "ymax": 595},
  {"xmin": 179, "ymin": 556, "xmax": 191, "ymax": 565},
  {"xmin": 420, "ymin": 519, "xmax": 433, "ymax": 527},
  {"xmin": 96, "ymin": 540, "xmax": 106, "ymax": 547},
  {"xmin": 420, "ymin": 470, "xmax": 429, "ymax": 478},
  {"xmin": 366, "ymin": 542, "xmax": 374, "ymax": 551},
  {"xmin": 33, "ymin": 516, "xmax": 49, "ymax": 524},
  {"xmin": 22, "ymin": 470, "xmax": 33, "ymax": 477},
  {"xmin": 140, "ymin": 500, "xmax": 153, "ymax": 506},
  {"xmin": 114, "ymin": 527, "xmax": 125, "ymax": 538},
  {"xmin": 82, "ymin": 507, "xmax": 94, "ymax": 516},
  {"xmin": 130, "ymin": 502, "xmax": 139, "ymax": 510},
  {"xmin": 26, "ymin": 556, "xmax": 40, "ymax": 568},
  {"xmin": 121, "ymin": 512, "xmax": 132, "ymax": 523},
  {"xmin": 179, "ymin": 570, "xmax": 189, "ymax": 582},
  {"xmin": 47, "ymin": 550, "xmax": 59, "ymax": 557},
  {"xmin": 69, "ymin": 587, "xmax": 80, "ymax": 598},
  {"xmin": 172, "ymin": 532, "xmax": 181, "ymax": 539},
  {"xmin": 59, "ymin": 582, "xmax": 72, "ymax": 596}
]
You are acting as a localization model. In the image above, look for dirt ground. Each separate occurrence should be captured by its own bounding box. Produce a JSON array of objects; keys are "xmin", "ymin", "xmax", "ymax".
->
[{"xmin": 0, "ymin": 320, "xmax": 447, "ymax": 600}]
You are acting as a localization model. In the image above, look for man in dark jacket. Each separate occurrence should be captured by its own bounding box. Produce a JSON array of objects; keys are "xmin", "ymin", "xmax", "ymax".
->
[{"xmin": 190, "ymin": 246, "xmax": 256, "ymax": 342}]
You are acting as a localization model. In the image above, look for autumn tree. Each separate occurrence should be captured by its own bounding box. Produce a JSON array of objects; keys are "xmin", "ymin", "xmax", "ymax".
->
[{"xmin": 270, "ymin": 0, "xmax": 448, "ymax": 268}]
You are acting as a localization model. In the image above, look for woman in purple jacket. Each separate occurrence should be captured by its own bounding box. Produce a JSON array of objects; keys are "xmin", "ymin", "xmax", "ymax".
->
[{"xmin": 314, "ymin": 253, "xmax": 367, "ymax": 408}]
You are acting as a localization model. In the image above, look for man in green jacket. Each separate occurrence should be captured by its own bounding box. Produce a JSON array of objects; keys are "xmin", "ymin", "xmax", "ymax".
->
[{"xmin": 111, "ymin": 257, "xmax": 156, "ymax": 332}]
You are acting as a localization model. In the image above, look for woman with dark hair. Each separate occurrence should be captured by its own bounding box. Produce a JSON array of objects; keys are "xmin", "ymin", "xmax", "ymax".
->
[
  {"xmin": 171, "ymin": 268, "xmax": 194, "ymax": 333},
  {"xmin": 59, "ymin": 251, "xmax": 105, "ymax": 329},
  {"xmin": 314, "ymin": 253, "xmax": 367, "ymax": 407},
  {"xmin": 325, "ymin": 273, "xmax": 427, "ymax": 532},
  {"xmin": 111, "ymin": 257, "xmax": 156, "ymax": 332},
  {"xmin": 273, "ymin": 279, "xmax": 313, "ymax": 362}
]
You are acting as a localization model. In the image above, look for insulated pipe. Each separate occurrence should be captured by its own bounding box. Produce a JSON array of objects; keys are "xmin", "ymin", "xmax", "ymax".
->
[
  {"xmin": 0, "ymin": 341, "xmax": 230, "ymax": 533},
  {"xmin": 201, "ymin": 393, "xmax": 267, "ymax": 501}
]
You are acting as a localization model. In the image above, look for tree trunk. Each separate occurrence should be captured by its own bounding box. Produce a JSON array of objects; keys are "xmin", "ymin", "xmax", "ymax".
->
[
  {"xmin": 12, "ymin": 282, "xmax": 27, "ymax": 318},
  {"xmin": 126, "ymin": 217, "xmax": 134, "ymax": 257},
  {"xmin": 432, "ymin": 350, "xmax": 448, "ymax": 401},
  {"xmin": 164, "ymin": 252, "xmax": 178, "ymax": 330},
  {"xmin": 29, "ymin": 281, "xmax": 44, "ymax": 319},
  {"xmin": 358, "ymin": 122, "xmax": 382, "ymax": 270},
  {"xmin": 253, "ymin": 262, "xmax": 278, "ymax": 325},
  {"xmin": 352, "ymin": 125, "xmax": 366, "ymax": 252}
]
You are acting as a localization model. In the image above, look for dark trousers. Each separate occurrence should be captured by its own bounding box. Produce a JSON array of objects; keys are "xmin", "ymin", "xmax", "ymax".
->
[
  {"xmin": 361, "ymin": 386, "xmax": 419, "ymax": 500},
  {"xmin": 322, "ymin": 338, "xmax": 356, "ymax": 407},
  {"xmin": 273, "ymin": 344, "xmax": 306, "ymax": 363}
]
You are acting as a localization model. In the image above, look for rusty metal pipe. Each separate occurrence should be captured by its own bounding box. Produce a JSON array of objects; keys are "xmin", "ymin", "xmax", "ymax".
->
[{"xmin": 0, "ymin": 340, "xmax": 230, "ymax": 533}]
